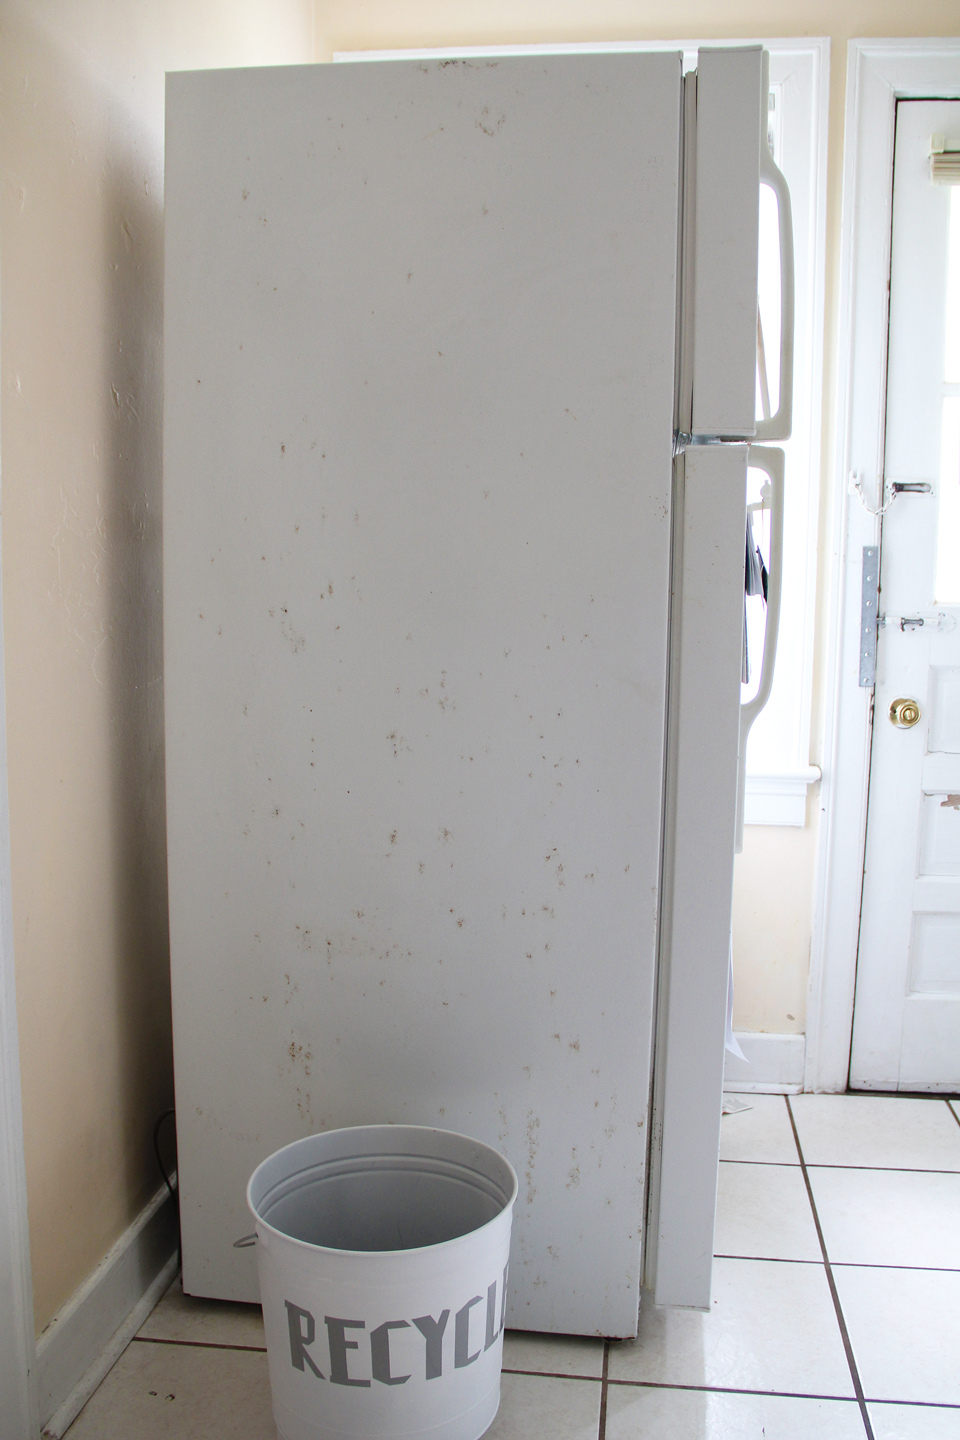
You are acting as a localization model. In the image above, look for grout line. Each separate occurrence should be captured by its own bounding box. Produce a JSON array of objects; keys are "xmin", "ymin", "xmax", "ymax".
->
[
  {"xmin": 716, "ymin": 1255, "xmax": 823, "ymax": 1267},
  {"xmin": 862, "ymin": 1398, "xmax": 960, "ymax": 1411},
  {"xmin": 713, "ymin": 1254, "xmax": 822, "ymax": 1265},
  {"xmin": 721, "ymin": 1157, "xmax": 960, "ymax": 1175},
  {"xmin": 718, "ymin": 1158, "xmax": 801, "ymax": 1167},
  {"xmin": 131, "ymin": 1340, "xmax": 609, "ymax": 1383},
  {"xmin": 501, "ymin": 1369, "xmax": 601, "ymax": 1382},
  {"xmin": 132, "ymin": 1335, "xmax": 268, "ymax": 1354},
  {"xmin": 831, "ymin": 1261, "xmax": 960, "ymax": 1273},
  {"xmin": 715, "ymin": 1253, "xmax": 960, "ymax": 1275},
  {"xmin": 597, "ymin": 1340, "xmax": 609, "ymax": 1440},
  {"xmin": 750, "ymin": 1161, "xmax": 960, "ymax": 1174},
  {"xmin": 785, "ymin": 1096, "xmax": 875, "ymax": 1440},
  {"xmin": 802, "ymin": 1163, "xmax": 960, "ymax": 1174},
  {"xmin": 606, "ymin": 1378, "xmax": 864, "ymax": 1402}
]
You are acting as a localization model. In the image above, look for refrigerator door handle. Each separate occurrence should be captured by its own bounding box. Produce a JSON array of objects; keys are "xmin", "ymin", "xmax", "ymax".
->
[
  {"xmin": 754, "ymin": 142, "xmax": 795, "ymax": 443},
  {"xmin": 736, "ymin": 445, "xmax": 785, "ymax": 851}
]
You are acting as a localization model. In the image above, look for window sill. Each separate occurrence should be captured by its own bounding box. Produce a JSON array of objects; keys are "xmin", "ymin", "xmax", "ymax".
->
[{"xmin": 744, "ymin": 767, "xmax": 821, "ymax": 826}]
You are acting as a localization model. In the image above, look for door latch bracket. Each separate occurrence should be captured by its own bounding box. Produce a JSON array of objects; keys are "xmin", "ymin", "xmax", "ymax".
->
[{"xmin": 860, "ymin": 546, "xmax": 879, "ymax": 687}]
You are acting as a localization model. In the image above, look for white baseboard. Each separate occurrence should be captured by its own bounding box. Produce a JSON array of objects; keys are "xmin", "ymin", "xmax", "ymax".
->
[
  {"xmin": 724, "ymin": 1031, "xmax": 806, "ymax": 1093},
  {"xmin": 36, "ymin": 1177, "xmax": 179, "ymax": 1436}
]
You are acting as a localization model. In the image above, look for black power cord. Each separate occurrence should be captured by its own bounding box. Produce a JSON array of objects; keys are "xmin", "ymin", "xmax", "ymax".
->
[
  {"xmin": 153, "ymin": 1109, "xmax": 176, "ymax": 1196},
  {"xmin": 153, "ymin": 1108, "xmax": 181, "ymax": 1273}
]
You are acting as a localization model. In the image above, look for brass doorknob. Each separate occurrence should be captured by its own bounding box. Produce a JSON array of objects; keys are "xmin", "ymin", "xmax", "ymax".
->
[{"xmin": 889, "ymin": 697, "xmax": 921, "ymax": 728}]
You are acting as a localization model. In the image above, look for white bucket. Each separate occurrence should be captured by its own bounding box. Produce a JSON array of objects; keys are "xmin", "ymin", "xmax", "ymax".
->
[{"xmin": 247, "ymin": 1125, "xmax": 518, "ymax": 1440}]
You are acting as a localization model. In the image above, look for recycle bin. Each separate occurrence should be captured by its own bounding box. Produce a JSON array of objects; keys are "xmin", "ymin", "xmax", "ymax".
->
[{"xmin": 247, "ymin": 1124, "xmax": 518, "ymax": 1440}]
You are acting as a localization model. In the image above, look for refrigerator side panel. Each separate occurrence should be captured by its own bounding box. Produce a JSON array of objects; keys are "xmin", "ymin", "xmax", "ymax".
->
[
  {"xmin": 648, "ymin": 444, "xmax": 747, "ymax": 1309},
  {"xmin": 690, "ymin": 47, "xmax": 762, "ymax": 438},
  {"xmin": 163, "ymin": 55, "xmax": 682, "ymax": 1336}
]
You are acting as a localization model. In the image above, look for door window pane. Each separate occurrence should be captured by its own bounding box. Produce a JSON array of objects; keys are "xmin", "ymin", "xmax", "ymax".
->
[
  {"xmin": 756, "ymin": 184, "xmax": 782, "ymax": 420},
  {"xmin": 936, "ymin": 397, "xmax": 960, "ymax": 602},
  {"xmin": 935, "ymin": 187, "xmax": 960, "ymax": 603},
  {"xmin": 944, "ymin": 186, "xmax": 960, "ymax": 385}
]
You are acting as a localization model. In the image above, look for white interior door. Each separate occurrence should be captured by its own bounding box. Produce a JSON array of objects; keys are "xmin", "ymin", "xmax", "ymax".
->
[{"xmin": 851, "ymin": 100, "xmax": 960, "ymax": 1092}]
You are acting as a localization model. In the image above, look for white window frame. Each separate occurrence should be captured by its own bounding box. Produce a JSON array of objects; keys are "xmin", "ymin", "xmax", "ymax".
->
[
  {"xmin": 743, "ymin": 42, "xmax": 828, "ymax": 825},
  {"xmin": 806, "ymin": 39, "xmax": 960, "ymax": 1093},
  {"xmin": 336, "ymin": 37, "xmax": 829, "ymax": 829}
]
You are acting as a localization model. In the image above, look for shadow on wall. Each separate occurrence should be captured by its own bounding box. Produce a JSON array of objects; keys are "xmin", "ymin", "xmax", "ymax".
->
[
  {"xmin": 0, "ymin": 2, "xmax": 174, "ymax": 1327},
  {"xmin": 100, "ymin": 83, "xmax": 175, "ymax": 1211}
]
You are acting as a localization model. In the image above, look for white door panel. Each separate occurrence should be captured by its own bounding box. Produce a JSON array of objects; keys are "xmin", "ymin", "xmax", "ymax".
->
[
  {"xmin": 900, "ymin": 996, "xmax": 960, "ymax": 1088},
  {"xmin": 919, "ymin": 796, "xmax": 960, "ymax": 875},
  {"xmin": 928, "ymin": 665, "xmax": 960, "ymax": 751},
  {"xmin": 851, "ymin": 99, "xmax": 960, "ymax": 1092},
  {"xmin": 923, "ymin": 753, "xmax": 960, "ymax": 789}
]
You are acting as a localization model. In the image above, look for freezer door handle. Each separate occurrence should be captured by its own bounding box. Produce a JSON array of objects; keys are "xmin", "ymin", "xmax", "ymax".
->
[
  {"xmin": 754, "ymin": 57, "xmax": 795, "ymax": 443},
  {"xmin": 736, "ymin": 445, "xmax": 785, "ymax": 850}
]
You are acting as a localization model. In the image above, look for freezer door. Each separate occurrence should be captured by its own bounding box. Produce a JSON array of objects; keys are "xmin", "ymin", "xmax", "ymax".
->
[
  {"xmin": 690, "ymin": 47, "xmax": 763, "ymax": 439},
  {"xmin": 164, "ymin": 54, "xmax": 683, "ymax": 1337}
]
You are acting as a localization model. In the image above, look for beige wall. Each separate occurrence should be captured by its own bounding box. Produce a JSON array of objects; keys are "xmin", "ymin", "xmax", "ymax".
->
[
  {"xmin": 313, "ymin": 0, "xmax": 957, "ymax": 1036},
  {"xmin": 733, "ymin": 813, "xmax": 819, "ymax": 1035},
  {"xmin": 0, "ymin": 0, "xmax": 314, "ymax": 1336}
]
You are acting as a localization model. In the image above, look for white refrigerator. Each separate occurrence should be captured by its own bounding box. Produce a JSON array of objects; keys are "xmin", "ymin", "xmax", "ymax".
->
[{"xmin": 162, "ymin": 46, "xmax": 791, "ymax": 1339}]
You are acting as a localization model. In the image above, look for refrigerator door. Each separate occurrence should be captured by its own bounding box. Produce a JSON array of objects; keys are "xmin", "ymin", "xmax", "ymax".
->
[
  {"xmin": 645, "ymin": 443, "xmax": 747, "ymax": 1310},
  {"xmin": 164, "ymin": 54, "xmax": 683, "ymax": 1337},
  {"xmin": 644, "ymin": 47, "xmax": 770, "ymax": 1310}
]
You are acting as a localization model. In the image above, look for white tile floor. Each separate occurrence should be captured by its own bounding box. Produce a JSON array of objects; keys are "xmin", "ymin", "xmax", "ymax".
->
[{"xmin": 64, "ymin": 1094, "xmax": 960, "ymax": 1439}]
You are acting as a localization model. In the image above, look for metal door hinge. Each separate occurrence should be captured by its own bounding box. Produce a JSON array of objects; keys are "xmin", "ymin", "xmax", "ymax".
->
[{"xmin": 860, "ymin": 546, "xmax": 879, "ymax": 687}]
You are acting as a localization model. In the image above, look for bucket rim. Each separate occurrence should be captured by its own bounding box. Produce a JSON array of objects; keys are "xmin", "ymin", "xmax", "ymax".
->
[{"xmin": 245, "ymin": 1122, "xmax": 519, "ymax": 1259}]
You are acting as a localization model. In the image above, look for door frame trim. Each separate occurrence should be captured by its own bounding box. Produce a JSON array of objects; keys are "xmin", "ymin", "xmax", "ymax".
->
[{"xmin": 806, "ymin": 38, "xmax": 960, "ymax": 1093}]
